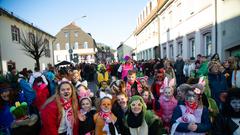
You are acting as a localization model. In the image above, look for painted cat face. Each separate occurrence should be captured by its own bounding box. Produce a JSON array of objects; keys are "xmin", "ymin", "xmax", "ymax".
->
[{"xmin": 100, "ymin": 98, "xmax": 112, "ymax": 113}]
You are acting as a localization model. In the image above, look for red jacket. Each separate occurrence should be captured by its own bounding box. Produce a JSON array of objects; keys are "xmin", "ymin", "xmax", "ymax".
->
[
  {"xmin": 40, "ymin": 100, "xmax": 79, "ymax": 135},
  {"xmin": 33, "ymin": 83, "xmax": 49, "ymax": 110}
]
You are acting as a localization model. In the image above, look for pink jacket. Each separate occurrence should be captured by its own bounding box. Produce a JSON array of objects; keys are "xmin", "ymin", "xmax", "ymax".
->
[
  {"xmin": 121, "ymin": 64, "xmax": 133, "ymax": 80},
  {"xmin": 159, "ymin": 95, "xmax": 178, "ymax": 123}
]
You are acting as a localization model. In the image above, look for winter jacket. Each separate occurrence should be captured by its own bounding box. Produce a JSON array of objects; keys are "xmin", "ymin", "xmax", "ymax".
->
[
  {"xmin": 18, "ymin": 79, "xmax": 36, "ymax": 105},
  {"xmin": 40, "ymin": 100, "xmax": 79, "ymax": 135},
  {"xmin": 208, "ymin": 73, "xmax": 228, "ymax": 106},
  {"xmin": 29, "ymin": 72, "xmax": 48, "ymax": 87},
  {"xmin": 171, "ymin": 105, "xmax": 211, "ymax": 134},
  {"xmin": 196, "ymin": 61, "xmax": 208, "ymax": 77},
  {"xmin": 212, "ymin": 114, "xmax": 239, "ymax": 135},
  {"xmin": 32, "ymin": 83, "xmax": 49, "ymax": 110}
]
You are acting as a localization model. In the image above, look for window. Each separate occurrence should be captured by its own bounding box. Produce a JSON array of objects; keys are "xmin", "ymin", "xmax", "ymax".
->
[
  {"xmin": 74, "ymin": 42, "xmax": 79, "ymax": 49},
  {"xmin": 65, "ymin": 32, "xmax": 69, "ymax": 42},
  {"xmin": 189, "ymin": 38, "xmax": 195, "ymax": 58},
  {"xmin": 83, "ymin": 42, "xmax": 88, "ymax": 49},
  {"xmin": 204, "ymin": 33, "xmax": 212, "ymax": 57},
  {"xmin": 28, "ymin": 32, "xmax": 35, "ymax": 43},
  {"xmin": 56, "ymin": 43, "xmax": 60, "ymax": 50},
  {"xmin": 162, "ymin": 44, "xmax": 167, "ymax": 58},
  {"xmin": 44, "ymin": 39, "xmax": 50, "ymax": 57},
  {"xmin": 11, "ymin": 25, "xmax": 20, "ymax": 43},
  {"xmin": 169, "ymin": 44, "xmax": 174, "ymax": 59},
  {"xmin": 146, "ymin": 50, "xmax": 148, "ymax": 60},
  {"xmin": 74, "ymin": 32, "xmax": 78, "ymax": 37},
  {"xmin": 65, "ymin": 43, "xmax": 70, "ymax": 50},
  {"xmin": 177, "ymin": 42, "xmax": 183, "ymax": 56}
]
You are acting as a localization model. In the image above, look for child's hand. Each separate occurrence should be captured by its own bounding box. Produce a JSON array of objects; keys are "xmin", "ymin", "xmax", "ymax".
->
[
  {"xmin": 188, "ymin": 123, "xmax": 197, "ymax": 131},
  {"xmin": 78, "ymin": 111, "xmax": 86, "ymax": 121}
]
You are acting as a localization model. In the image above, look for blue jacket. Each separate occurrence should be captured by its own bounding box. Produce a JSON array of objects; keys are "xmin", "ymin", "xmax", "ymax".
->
[
  {"xmin": 208, "ymin": 73, "xmax": 228, "ymax": 106},
  {"xmin": 0, "ymin": 102, "xmax": 14, "ymax": 132},
  {"xmin": 18, "ymin": 79, "xmax": 36, "ymax": 105}
]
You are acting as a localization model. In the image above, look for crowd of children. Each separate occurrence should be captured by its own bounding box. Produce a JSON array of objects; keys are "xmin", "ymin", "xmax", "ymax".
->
[{"xmin": 1, "ymin": 54, "xmax": 240, "ymax": 135}]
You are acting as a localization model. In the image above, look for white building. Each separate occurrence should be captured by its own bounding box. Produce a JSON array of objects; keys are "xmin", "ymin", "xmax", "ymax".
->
[
  {"xmin": 124, "ymin": 0, "xmax": 240, "ymax": 61},
  {"xmin": 0, "ymin": 8, "xmax": 55, "ymax": 73}
]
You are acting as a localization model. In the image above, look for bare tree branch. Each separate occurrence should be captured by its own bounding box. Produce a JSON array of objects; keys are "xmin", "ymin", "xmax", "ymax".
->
[{"xmin": 19, "ymin": 30, "xmax": 47, "ymax": 68}]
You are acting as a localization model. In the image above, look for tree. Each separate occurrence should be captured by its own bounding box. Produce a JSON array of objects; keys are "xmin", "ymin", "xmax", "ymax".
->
[{"xmin": 20, "ymin": 31, "xmax": 48, "ymax": 69}]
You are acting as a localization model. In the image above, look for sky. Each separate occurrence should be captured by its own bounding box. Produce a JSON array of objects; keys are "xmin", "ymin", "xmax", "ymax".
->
[{"xmin": 0, "ymin": 0, "xmax": 148, "ymax": 49}]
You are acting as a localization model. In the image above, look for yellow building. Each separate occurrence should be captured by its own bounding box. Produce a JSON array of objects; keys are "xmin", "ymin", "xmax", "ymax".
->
[{"xmin": 53, "ymin": 22, "xmax": 96, "ymax": 64}]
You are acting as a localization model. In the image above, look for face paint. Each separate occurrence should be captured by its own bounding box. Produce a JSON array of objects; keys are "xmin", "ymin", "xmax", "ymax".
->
[
  {"xmin": 100, "ymin": 98, "xmax": 112, "ymax": 113},
  {"xmin": 116, "ymin": 94, "xmax": 128, "ymax": 109},
  {"xmin": 185, "ymin": 91, "xmax": 198, "ymax": 109},
  {"xmin": 164, "ymin": 87, "xmax": 173, "ymax": 98},
  {"xmin": 230, "ymin": 99, "xmax": 240, "ymax": 112},
  {"xmin": 127, "ymin": 74, "xmax": 136, "ymax": 84},
  {"xmin": 130, "ymin": 100, "xmax": 143, "ymax": 115},
  {"xmin": 60, "ymin": 83, "xmax": 72, "ymax": 100}
]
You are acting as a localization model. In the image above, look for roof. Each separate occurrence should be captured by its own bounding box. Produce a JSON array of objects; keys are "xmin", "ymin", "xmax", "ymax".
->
[{"xmin": 0, "ymin": 7, "xmax": 55, "ymax": 39}]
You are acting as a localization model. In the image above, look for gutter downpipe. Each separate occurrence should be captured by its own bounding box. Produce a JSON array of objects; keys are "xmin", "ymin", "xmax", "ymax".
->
[{"xmin": 214, "ymin": 0, "xmax": 218, "ymax": 53}]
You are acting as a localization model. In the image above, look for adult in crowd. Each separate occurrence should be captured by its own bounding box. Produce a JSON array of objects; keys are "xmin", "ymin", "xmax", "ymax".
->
[
  {"xmin": 118, "ymin": 55, "xmax": 134, "ymax": 81},
  {"xmin": 174, "ymin": 55, "xmax": 185, "ymax": 86}
]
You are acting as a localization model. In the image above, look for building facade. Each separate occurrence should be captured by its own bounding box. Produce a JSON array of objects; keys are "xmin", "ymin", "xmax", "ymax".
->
[
  {"xmin": 53, "ymin": 22, "xmax": 96, "ymax": 64},
  {"xmin": 0, "ymin": 8, "xmax": 55, "ymax": 74},
  {"xmin": 123, "ymin": 0, "xmax": 240, "ymax": 61}
]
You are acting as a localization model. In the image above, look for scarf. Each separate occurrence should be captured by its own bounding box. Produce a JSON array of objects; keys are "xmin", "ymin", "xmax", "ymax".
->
[
  {"xmin": 60, "ymin": 98, "xmax": 74, "ymax": 135},
  {"xmin": 99, "ymin": 111, "xmax": 116, "ymax": 135},
  {"xmin": 127, "ymin": 111, "xmax": 144, "ymax": 128},
  {"xmin": 184, "ymin": 101, "xmax": 198, "ymax": 114}
]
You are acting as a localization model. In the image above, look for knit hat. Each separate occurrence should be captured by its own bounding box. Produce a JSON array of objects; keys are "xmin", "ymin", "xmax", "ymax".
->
[{"xmin": 124, "ymin": 55, "xmax": 131, "ymax": 61}]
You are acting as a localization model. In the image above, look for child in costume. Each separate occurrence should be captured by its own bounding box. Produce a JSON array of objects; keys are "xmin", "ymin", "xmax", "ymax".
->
[
  {"xmin": 159, "ymin": 77, "xmax": 178, "ymax": 133},
  {"xmin": 40, "ymin": 80, "xmax": 79, "ymax": 135},
  {"xmin": 32, "ymin": 75, "xmax": 49, "ymax": 110},
  {"xmin": 94, "ymin": 96, "xmax": 118, "ymax": 135},
  {"xmin": 112, "ymin": 92, "xmax": 131, "ymax": 135},
  {"xmin": 126, "ymin": 95, "xmax": 165, "ymax": 135},
  {"xmin": 126, "ymin": 70, "xmax": 142, "ymax": 97},
  {"xmin": 10, "ymin": 101, "xmax": 39, "ymax": 135},
  {"xmin": 76, "ymin": 81, "xmax": 94, "ymax": 100},
  {"xmin": 212, "ymin": 88, "xmax": 240, "ymax": 135},
  {"xmin": 96, "ymin": 64, "xmax": 109, "ymax": 86},
  {"xmin": 171, "ymin": 87, "xmax": 211, "ymax": 135},
  {"xmin": 151, "ymin": 68, "xmax": 165, "ymax": 115},
  {"xmin": 141, "ymin": 87, "xmax": 155, "ymax": 110},
  {"xmin": 78, "ymin": 97, "xmax": 96, "ymax": 135}
]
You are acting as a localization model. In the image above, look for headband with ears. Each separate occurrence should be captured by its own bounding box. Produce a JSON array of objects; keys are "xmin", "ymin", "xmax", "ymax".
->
[
  {"xmin": 58, "ymin": 78, "xmax": 72, "ymax": 85},
  {"xmin": 161, "ymin": 77, "xmax": 175, "ymax": 92}
]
